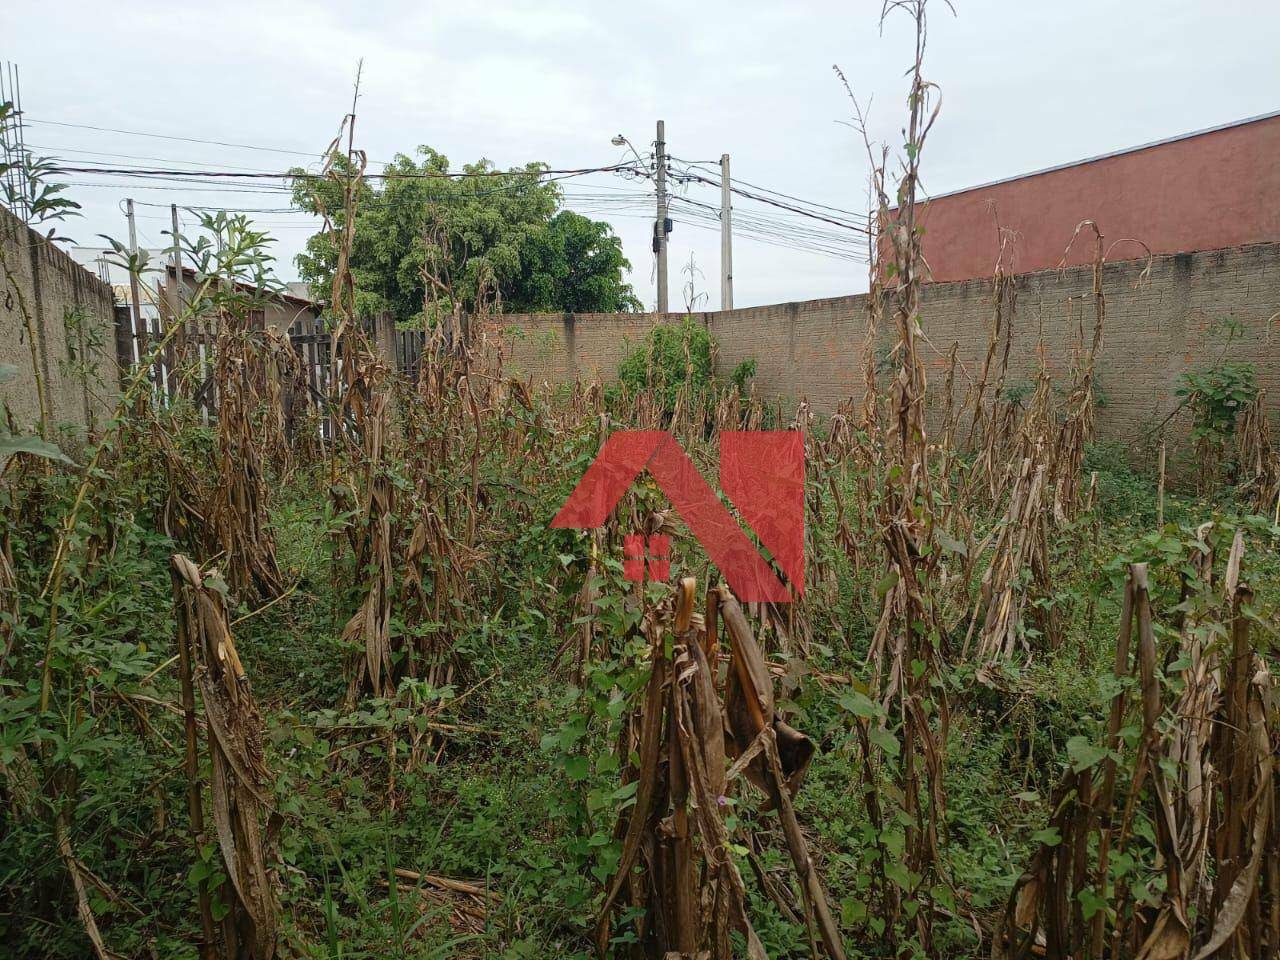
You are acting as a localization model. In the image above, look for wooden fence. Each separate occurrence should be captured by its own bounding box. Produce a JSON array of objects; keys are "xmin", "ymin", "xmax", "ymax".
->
[{"xmin": 114, "ymin": 306, "xmax": 427, "ymax": 437}]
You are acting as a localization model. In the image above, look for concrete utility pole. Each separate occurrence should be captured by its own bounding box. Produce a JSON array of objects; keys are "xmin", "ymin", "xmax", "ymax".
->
[
  {"xmin": 167, "ymin": 203, "xmax": 184, "ymax": 399},
  {"xmin": 126, "ymin": 198, "xmax": 145, "ymax": 362},
  {"xmin": 654, "ymin": 120, "xmax": 669, "ymax": 313},
  {"xmin": 720, "ymin": 153, "xmax": 734, "ymax": 311},
  {"xmin": 169, "ymin": 204, "xmax": 183, "ymax": 317}
]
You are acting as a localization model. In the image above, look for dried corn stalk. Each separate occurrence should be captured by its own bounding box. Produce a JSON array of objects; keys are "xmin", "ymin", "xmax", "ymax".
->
[
  {"xmin": 595, "ymin": 578, "xmax": 766, "ymax": 959},
  {"xmin": 1050, "ymin": 222, "xmax": 1106, "ymax": 524},
  {"xmin": 258, "ymin": 325, "xmax": 310, "ymax": 480},
  {"xmin": 860, "ymin": 3, "xmax": 952, "ymax": 949},
  {"xmin": 966, "ymin": 457, "xmax": 1054, "ymax": 674},
  {"xmin": 338, "ymin": 338, "xmax": 399, "ymax": 706},
  {"xmin": 1198, "ymin": 533, "xmax": 1276, "ymax": 960},
  {"xmin": 998, "ymin": 536, "xmax": 1278, "ymax": 960},
  {"xmin": 207, "ymin": 312, "xmax": 287, "ymax": 601},
  {"xmin": 595, "ymin": 580, "xmax": 844, "ymax": 960},
  {"xmin": 172, "ymin": 554, "xmax": 280, "ymax": 960},
  {"xmin": 965, "ymin": 228, "xmax": 1015, "ymax": 434},
  {"xmin": 1236, "ymin": 391, "xmax": 1280, "ymax": 520},
  {"xmin": 0, "ymin": 530, "xmax": 17, "ymax": 664}
]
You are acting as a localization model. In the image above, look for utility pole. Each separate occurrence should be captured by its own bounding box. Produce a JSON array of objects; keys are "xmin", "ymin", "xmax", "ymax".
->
[
  {"xmin": 169, "ymin": 204, "xmax": 183, "ymax": 319},
  {"xmin": 126, "ymin": 198, "xmax": 145, "ymax": 364},
  {"xmin": 720, "ymin": 153, "xmax": 734, "ymax": 311},
  {"xmin": 654, "ymin": 120, "xmax": 669, "ymax": 313},
  {"xmin": 167, "ymin": 203, "xmax": 184, "ymax": 399}
]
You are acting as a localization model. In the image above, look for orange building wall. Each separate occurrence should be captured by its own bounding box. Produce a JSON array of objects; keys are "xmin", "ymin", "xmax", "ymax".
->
[{"xmin": 913, "ymin": 113, "xmax": 1280, "ymax": 281}]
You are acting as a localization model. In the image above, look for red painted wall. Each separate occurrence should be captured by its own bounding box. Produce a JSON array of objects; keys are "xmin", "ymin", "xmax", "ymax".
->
[{"xmin": 912, "ymin": 113, "xmax": 1280, "ymax": 282}]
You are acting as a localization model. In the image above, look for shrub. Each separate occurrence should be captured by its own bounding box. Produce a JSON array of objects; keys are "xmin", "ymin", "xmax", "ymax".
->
[
  {"xmin": 1176, "ymin": 361, "xmax": 1258, "ymax": 447},
  {"xmin": 1176, "ymin": 360, "xmax": 1258, "ymax": 490},
  {"xmin": 616, "ymin": 317, "xmax": 754, "ymax": 412}
]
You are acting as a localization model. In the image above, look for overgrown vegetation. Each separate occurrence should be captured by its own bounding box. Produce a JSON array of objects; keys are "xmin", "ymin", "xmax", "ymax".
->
[
  {"xmin": 1, "ymin": 8, "xmax": 1278, "ymax": 960},
  {"xmin": 616, "ymin": 317, "xmax": 757, "ymax": 415},
  {"xmin": 1176, "ymin": 360, "xmax": 1260, "ymax": 491}
]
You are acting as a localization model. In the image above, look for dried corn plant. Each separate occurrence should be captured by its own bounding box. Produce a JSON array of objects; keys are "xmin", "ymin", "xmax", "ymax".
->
[
  {"xmin": 208, "ymin": 318, "xmax": 288, "ymax": 601},
  {"xmin": 0, "ymin": 516, "xmax": 17, "ymax": 664},
  {"xmin": 853, "ymin": 1, "xmax": 953, "ymax": 950},
  {"xmin": 1047, "ymin": 222, "xmax": 1107, "ymax": 524},
  {"xmin": 965, "ymin": 228, "xmax": 1018, "ymax": 467},
  {"xmin": 595, "ymin": 579, "xmax": 844, "ymax": 959},
  {"xmin": 149, "ymin": 410, "xmax": 213, "ymax": 559},
  {"xmin": 964, "ymin": 367, "xmax": 1064, "ymax": 674},
  {"xmin": 391, "ymin": 228, "xmax": 509, "ymax": 702},
  {"xmin": 397, "ymin": 379, "xmax": 491, "ymax": 697},
  {"xmin": 257, "ymin": 325, "xmax": 311, "ymax": 481},
  {"xmin": 1197, "ymin": 533, "xmax": 1277, "ymax": 960},
  {"xmin": 997, "ymin": 533, "xmax": 1278, "ymax": 960},
  {"xmin": 549, "ymin": 409, "xmax": 612, "ymax": 684},
  {"xmin": 102, "ymin": 212, "xmax": 294, "ymax": 603},
  {"xmin": 190, "ymin": 216, "xmax": 294, "ymax": 603},
  {"xmin": 297, "ymin": 107, "xmax": 416, "ymax": 707},
  {"xmin": 338, "ymin": 341, "xmax": 399, "ymax": 705},
  {"xmin": 172, "ymin": 554, "xmax": 281, "ymax": 960},
  {"xmin": 965, "ymin": 457, "xmax": 1053, "ymax": 674},
  {"xmin": 1236, "ymin": 390, "xmax": 1280, "ymax": 520}
]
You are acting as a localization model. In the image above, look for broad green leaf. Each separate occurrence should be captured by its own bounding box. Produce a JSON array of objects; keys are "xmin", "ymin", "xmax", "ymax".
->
[
  {"xmin": 0, "ymin": 434, "xmax": 74, "ymax": 468},
  {"xmin": 838, "ymin": 689, "xmax": 880, "ymax": 720},
  {"xmin": 869, "ymin": 726, "xmax": 901, "ymax": 758},
  {"xmin": 1031, "ymin": 827, "xmax": 1062, "ymax": 847},
  {"xmin": 1066, "ymin": 735, "xmax": 1108, "ymax": 773}
]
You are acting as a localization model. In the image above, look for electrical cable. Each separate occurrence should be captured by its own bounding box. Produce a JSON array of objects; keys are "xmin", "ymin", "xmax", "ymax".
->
[{"xmin": 48, "ymin": 162, "xmax": 645, "ymax": 181}]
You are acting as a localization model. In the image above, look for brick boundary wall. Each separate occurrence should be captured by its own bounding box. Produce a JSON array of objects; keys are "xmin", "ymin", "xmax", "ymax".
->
[
  {"xmin": 486, "ymin": 241, "xmax": 1280, "ymax": 463},
  {"xmin": 0, "ymin": 204, "xmax": 119, "ymax": 435}
]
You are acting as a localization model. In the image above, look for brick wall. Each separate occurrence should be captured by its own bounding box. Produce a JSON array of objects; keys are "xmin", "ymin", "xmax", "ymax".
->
[
  {"xmin": 488, "ymin": 310, "xmax": 679, "ymax": 385},
  {"xmin": 487, "ymin": 241, "xmax": 1280, "ymax": 458},
  {"xmin": 0, "ymin": 204, "xmax": 119, "ymax": 434}
]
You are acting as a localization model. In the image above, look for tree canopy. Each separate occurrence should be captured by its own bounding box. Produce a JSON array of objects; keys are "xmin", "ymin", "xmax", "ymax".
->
[{"xmin": 290, "ymin": 147, "xmax": 640, "ymax": 323}]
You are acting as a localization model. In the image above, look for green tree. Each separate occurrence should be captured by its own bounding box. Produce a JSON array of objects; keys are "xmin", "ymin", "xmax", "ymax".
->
[
  {"xmin": 512, "ymin": 210, "xmax": 641, "ymax": 313},
  {"xmin": 290, "ymin": 147, "xmax": 639, "ymax": 324}
]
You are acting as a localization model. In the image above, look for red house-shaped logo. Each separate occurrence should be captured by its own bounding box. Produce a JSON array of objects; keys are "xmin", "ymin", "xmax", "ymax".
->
[{"xmin": 552, "ymin": 431, "xmax": 804, "ymax": 603}]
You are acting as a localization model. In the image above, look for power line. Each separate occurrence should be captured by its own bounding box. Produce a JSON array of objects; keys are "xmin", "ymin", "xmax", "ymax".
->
[
  {"xmin": 24, "ymin": 117, "xmax": 324, "ymax": 158},
  {"xmin": 28, "ymin": 113, "xmax": 868, "ymax": 239},
  {"xmin": 66, "ymin": 180, "xmax": 296, "ymax": 195},
  {"xmin": 698, "ymin": 174, "xmax": 871, "ymax": 233},
  {"xmin": 122, "ymin": 185, "xmax": 657, "ymax": 215},
  {"xmin": 670, "ymin": 194, "xmax": 864, "ymax": 251},
  {"xmin": 28, "ymin": 115, "xmax": 661, "ymax": 187},
  {"xmin": 41, "ymin": 148, "xmax": 865, "ymax": 235},
  {"xmin": 673, "ymin": 210, "xmax": 865, "ymax": 263},
  {"xmin": 668, "ymin": 158, "xmax": 869, "ymax": 234},
  {"xmin": 28, "ymin": 142, "xmax": 285, "ymax": 172},
  {"xmin": 669, "ymin": 196, "xmax": 865, "ymax": 262},
  {"xmin": 48, "ymin": 161, "xmax": 645, "ymax": 181},
  {"xmin": 59, "ymin": 159, "xmax": 870, "ymax": 242},
  {"xmin": 670, "ymin": 155, "xmax": 870, "ymax": 223},
  {"xmin": 33, "ymin": 123, "xmax": 868, "ymax": 265}
]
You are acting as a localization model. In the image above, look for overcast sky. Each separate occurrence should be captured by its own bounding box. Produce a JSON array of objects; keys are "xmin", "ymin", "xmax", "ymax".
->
[{"xmin": 6, "ymin": 0, "xmax": 1279, "ymax": 309}]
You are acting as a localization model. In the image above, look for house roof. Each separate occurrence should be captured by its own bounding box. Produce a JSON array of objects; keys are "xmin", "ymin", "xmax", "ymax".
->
[{"xmin": 165, "ymin": 263, "xmax": 319, "ymax": 312}]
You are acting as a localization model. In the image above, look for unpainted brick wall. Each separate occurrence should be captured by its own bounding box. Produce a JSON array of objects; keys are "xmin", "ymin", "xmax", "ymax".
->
[
  {"xmin": 487, "ymin": 242, "xmax": 1280, "ymax": 462},
  {"xmin": 487, "ymin": 311, "xmax": 679, "ymax": 385},
  {"xmin": 0, "ymin": 204, "xmax": 119, "ymax": 434}
]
